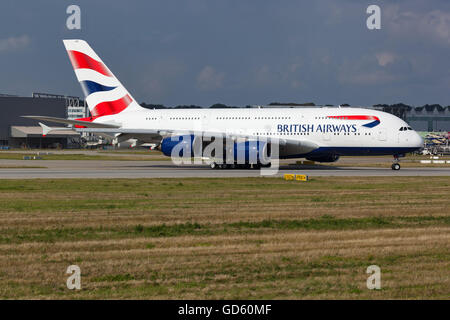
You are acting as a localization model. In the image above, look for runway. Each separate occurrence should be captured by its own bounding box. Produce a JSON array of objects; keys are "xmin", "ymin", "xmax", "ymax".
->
[{"xmin": 0, "ymin": 159, "xmax": 449, "ymax": 178}]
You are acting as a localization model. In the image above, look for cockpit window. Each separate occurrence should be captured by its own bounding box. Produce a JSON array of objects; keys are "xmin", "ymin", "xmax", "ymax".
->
[
  {"xmin": 407, "ymin": 127, "xmax": 413, "ymax": 130},
  {"xmin": 399, "ymin": 126, "xmax": 412, "ymax": 131}
]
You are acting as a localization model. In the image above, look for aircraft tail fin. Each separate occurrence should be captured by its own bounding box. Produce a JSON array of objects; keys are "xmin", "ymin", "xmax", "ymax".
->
[{"xmin": 62, "ymin": 39, "xmax": 144, "ymax": 118}]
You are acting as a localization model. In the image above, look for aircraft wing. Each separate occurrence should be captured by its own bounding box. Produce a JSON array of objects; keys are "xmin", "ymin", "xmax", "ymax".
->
[
  {"xmin": 25, "ymin": 117, "xmax": 317, "ymax": 151},
  {"xmin": 23, "ymin": 119, "xmax": 318, "ymax": 154},
  {"xmin": 74, "ymin": 127, "xmax": 319, "ymax": 154}
]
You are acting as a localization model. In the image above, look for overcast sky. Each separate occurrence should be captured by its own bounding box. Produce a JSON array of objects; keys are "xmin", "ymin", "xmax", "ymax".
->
[{"xmin": 1, "ymin": 0, "xmax": 450, "ymax": 107}]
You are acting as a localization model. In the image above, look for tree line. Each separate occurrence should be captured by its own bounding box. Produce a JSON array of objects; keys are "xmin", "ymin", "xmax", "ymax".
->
[{"xmin": 141, "ymin": 102, "xmax": 450, "ymax": 113}]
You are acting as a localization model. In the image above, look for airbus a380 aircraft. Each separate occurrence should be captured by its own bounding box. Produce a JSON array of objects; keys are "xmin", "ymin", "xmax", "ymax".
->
[{"xmin": 24, "ymin": 40, "xmax": 423, "ymax": 170}]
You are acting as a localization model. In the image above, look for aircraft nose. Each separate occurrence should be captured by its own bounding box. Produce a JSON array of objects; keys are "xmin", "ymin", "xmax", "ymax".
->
[{"xmin": 412, "ymin": 131, "xmax": 423, "ymax": 148}]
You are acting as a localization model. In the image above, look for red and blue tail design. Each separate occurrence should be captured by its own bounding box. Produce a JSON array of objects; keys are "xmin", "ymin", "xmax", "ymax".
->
[
  {"xmin": 63, "ymin": 39, "xmax": 143, "ymax": 119},
  {"xmin": 327, "ymin": 115, "xmax": 381, "ymax": 128}
]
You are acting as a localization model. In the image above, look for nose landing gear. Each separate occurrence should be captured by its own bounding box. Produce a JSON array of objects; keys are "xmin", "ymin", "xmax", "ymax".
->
[{"xmin": 391, "ymin": 155, "xmax": 401, "ymax": 170}]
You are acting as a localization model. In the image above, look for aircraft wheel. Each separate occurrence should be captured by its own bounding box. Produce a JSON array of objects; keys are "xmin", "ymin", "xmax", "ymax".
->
[
  {"xmin": 391, "ymin": 163, "xmax": 401, "ymax": 170},
  {"xmin": 210, "ymin": 162, "xmax": 217, "ymax": 169}
]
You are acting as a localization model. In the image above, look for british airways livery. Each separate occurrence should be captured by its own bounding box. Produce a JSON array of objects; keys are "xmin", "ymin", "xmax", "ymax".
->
[{"xmin": 24, "ymin": 39, "xmax": 423, "ymax": 170}]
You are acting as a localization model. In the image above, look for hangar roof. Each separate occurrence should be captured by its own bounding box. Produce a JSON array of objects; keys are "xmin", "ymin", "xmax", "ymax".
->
[{"xmin": 11, "ymin": 126, "xmax": 80, "ymax": 138}]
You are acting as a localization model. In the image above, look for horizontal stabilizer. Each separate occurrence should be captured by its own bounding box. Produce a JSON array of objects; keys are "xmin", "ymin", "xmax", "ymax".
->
[
  {"xmin": 38, "ymin": 122, "xmax": 74, "ymax": 136},
  {"xmin": 38, "ymin": 122, "xmax": 52, "ymax": 136},
  {"xmin": 22, "ymin": 115, "xmax": 120, "ymax": 128}
]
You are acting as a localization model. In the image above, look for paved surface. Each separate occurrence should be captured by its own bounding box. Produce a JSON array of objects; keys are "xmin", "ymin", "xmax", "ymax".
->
[{"xmin": 0, "ymin": 159, "xmax": 449, "ymax": 178}]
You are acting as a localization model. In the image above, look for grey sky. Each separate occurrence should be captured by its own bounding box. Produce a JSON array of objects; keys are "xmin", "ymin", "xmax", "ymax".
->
[{"xmin": 1, "ymin": 0, "xmax": 450, "ymax": 107}]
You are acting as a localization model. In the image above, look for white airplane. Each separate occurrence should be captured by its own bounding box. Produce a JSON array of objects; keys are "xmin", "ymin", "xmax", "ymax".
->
[{"xmin": 24, "ymin": 39, "xmax": 423, "ymax": 170}]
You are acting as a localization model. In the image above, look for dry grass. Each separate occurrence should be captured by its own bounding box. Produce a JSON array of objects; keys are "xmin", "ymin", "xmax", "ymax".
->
[
  {"xmin": 0, "ymin": 166, "xmax": 47, "ymax": 169},
  {"xmin": 0, "ymin": 177, "xmax": 448, "ymax": 299}
]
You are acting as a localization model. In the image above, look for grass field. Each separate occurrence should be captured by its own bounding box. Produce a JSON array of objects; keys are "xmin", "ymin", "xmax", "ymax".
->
[
  {"xmin": 0, "ymin": 177, "xmax": 448, "ymax": 299},
  {"xmin": 0, "ymin": 166, "xmax": 46, "ymax": 169}
]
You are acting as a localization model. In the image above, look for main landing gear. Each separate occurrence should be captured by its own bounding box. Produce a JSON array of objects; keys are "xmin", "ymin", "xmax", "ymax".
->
[{"xmin": 391, "ymin": 155, "xmax": 401, "ymax": 170}]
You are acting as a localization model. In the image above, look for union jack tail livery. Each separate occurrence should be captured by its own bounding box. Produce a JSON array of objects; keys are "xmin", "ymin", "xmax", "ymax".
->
[{"xmin": 63, "ymin": 39, "xmax": 144, "ymax": 119}]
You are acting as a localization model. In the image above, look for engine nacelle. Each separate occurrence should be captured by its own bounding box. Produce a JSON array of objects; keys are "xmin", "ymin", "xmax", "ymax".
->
[
  {"xmin": 161, "ymin": 135, "xmax": 195, "ymax": 157},
  {"xmin": 306, "ymin": 154, "xmax": 340, "ymax": 163}
]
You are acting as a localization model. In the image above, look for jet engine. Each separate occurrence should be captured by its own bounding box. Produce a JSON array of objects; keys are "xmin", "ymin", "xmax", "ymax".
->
[{"xmin": 161, "ymin": 135, "xmax": 195, "ymax": 157}]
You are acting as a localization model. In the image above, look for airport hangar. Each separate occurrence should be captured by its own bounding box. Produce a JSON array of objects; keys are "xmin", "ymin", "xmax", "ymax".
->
[
  {"xmin": 0, "ymin": 93, "xmax": 449, "ymax": 149},
  {"xmin": 0, "ymin": 93, "xmax": 86, "ymax": 149}
]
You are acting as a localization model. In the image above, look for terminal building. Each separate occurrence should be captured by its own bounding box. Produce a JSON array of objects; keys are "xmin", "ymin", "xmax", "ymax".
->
[
  {"xmin": 372, "ymin": 103, "xmax": 450, "ymax": 132},
  {"xmin": 0, "ymin": 93, "xmax": 87, "ymax": 148},
  {"xmin": 405, "ymin": 107, "xmax": 450, "ymax": 132}
]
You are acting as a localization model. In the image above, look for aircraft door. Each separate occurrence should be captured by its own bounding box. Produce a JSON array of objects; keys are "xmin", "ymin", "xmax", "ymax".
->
[
  {"xmin": 201, "ymin": 114, "xmax": 209, "ymax": 132},
  {"xmin": 378, "ymin": 129, "xmax": 387, "ymax": 141}
]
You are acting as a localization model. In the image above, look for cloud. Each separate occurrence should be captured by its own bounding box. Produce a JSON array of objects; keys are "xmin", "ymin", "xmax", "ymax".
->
[
  {"xmin": 338, "ymin": 55, "xmax": 401, "ymax": 86},
  {"xmin": 253, "ymin": 65, "xmax": 272, "ymax": 85},
  {"xmin": 385, "ymin": 6, "xmax": 450, "ymax": 46},
  {"xmin": 289, "ymin": 63, "xmax": 302, "ymax": 73},
  {"xmin": 291, "ymin": 80, "xmax": 302, "ymax": 88},
  {"xmin": 375, "ymin": 52, "xmax": 396, "ymax": 67},
  {"xmin": 426, "ymin": 10, "xmax": 450, "ymax": 45},
  {"xmin": 0, "ymin": 35, "xmax": 30, "ymax": 53},
  {"xmin": 196, "ymin": 66, "xmax": 225, "ymax": 91},
  {"xmin": 134, "ymin": 58, "xmax": 186, "ymax": 101},
  {"xmin": 339, "ymin": 70, "xmax": 398, "ymax": 86}
]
